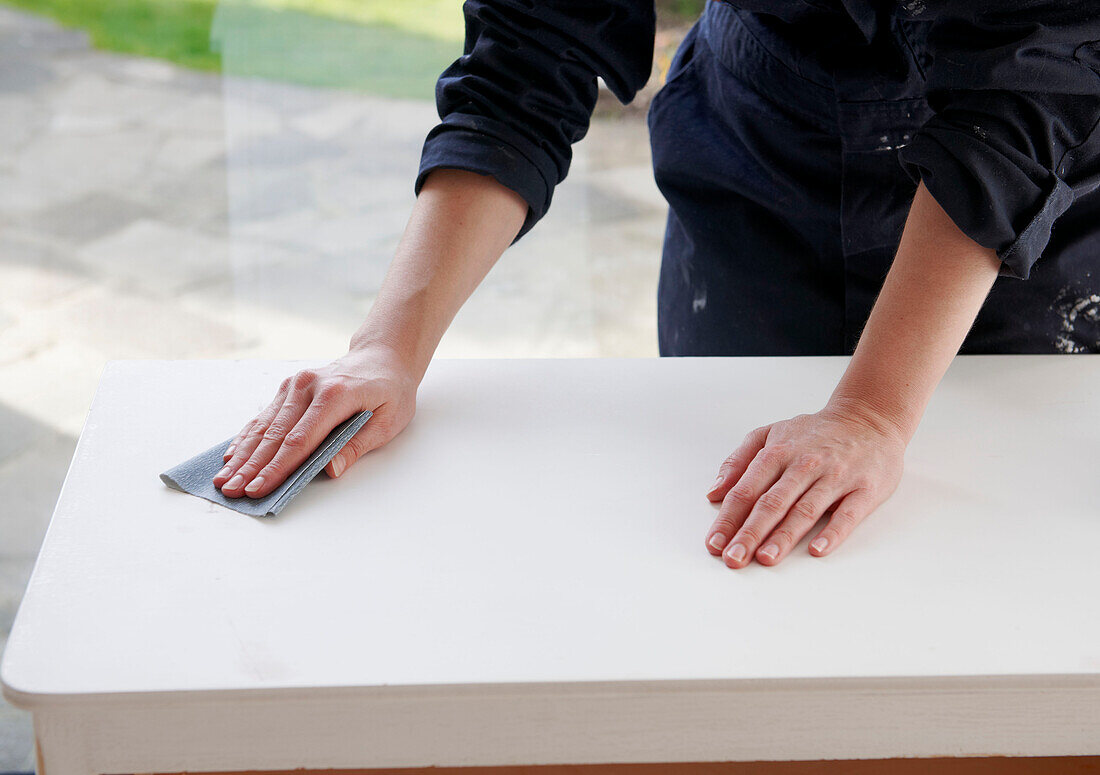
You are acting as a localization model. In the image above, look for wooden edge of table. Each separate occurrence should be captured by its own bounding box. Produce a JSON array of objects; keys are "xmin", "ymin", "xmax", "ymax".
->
[{"xmin": 133, "ymin": 759, "xmax": 1100, "ymax": 775}]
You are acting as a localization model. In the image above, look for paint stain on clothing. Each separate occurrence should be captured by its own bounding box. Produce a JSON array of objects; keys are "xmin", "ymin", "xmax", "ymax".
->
[
  {"xmin": 693, "ymin": 282, "xmax": 708, "ymax": 313},
  {"xmin": 1052, "ymin": 284, "xmax": 1100, "ymax": 353}
]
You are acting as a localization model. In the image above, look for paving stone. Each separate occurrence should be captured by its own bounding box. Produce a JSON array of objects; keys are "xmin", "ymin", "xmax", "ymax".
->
[
  {"xmin": 227, "ymin": 128, "xmax": 349, "ymax": 169},
  {"xmin": 155, "ymin": 134, "xmax": 227, "ymax": 173},
  {"xmin": 0, "ymin": 408, "xmax": 76, "ymax": 556},
  {"xmin": 289, "ymin": 98, "xmax": 374, "ymax": 141},
  {"xmin": 1, "ymin": 129, "xmax": 163, "ymax": 213},
  {"xmin": 0, "ymin": 230, "xmax": 90, "ymax": 310},
  {"xmin": 75, "ymin": 219, "xmax": 232, "ymax": 296},
  {"xmin": 0, "ymin": 558, "xmax": 34, "ymax": 642},
  {"xmin": 0, "ymin": 340, "xmax": 110, "ymax": 435},
  {"xmin": 0, "ymin": 399, "xmax": 49, "ymax": 466},
  {"xmin": 0, "ymin": 57, "xmax": 54, "ymax": 94},
  {"xmin": 138, "ymin": 159, "xmax": 230, "ymax": 235},
  {"xmin": 0, "ymin": 4, "xmax": 87, "ymax": 53},
  {"xmin": 93, "ymin": 51, "xmax": 220, "ymax": 94},
  {"xmin": 225, "ymin": 166, "xmax": 319, "ymax": 221},
  {"xmin": 0, "ymin": 686, "xmax": 34, "ymax": 771},
  {"xmin": 65, "ymin": 287, "xmax": 246, "ymax": 357},
  {"xmin": 310, "ymin": 169, "xmax": 417, "ymax": 213},
  {"xmin": 24, "ymin": 191, "xmax": 150, "ymax": 244},
  {"xmin": 221, "ymin": 73, "xmax": 337, "ymax": 115},
  {"xmin": 0, "ymin": 555, "xmax": 37, "ymax": 771},
  {"xmin": 220, "ymin": 81, "xmax": 287, "ymax": 141},
  {"xmin": 0, "ymin": 93, "xmax": 51, "ymax": 152},
  {"xmin": 145, "ymin": 92, "xmax": 226, "ymax": 134},
  {"xmin": 47, "ymin": 72, "xmax": 181, "ymax": 130}
]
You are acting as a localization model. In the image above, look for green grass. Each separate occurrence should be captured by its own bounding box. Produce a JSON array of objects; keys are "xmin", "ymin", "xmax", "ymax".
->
[
  {"xmin": 210, "ymin": 2, "xmax": 462, "ymax": 98},
  {"xmin": 3, "ymin": 0, "xmax": 465, "ymax": 97},
  {"xmin": 5, "ymin": 0, "xmax": 703, "ymax": 98}
]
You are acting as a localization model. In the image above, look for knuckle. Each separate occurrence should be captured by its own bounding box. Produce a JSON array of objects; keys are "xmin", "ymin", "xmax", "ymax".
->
[
  {"xmin": 279, "ymin": 377, "xmax": 293, "ymax": 393},
  {"xmin": 282, "ymin": 429, "xmax": 310, "ymax": 449},
  {"xmin": 788, "ymin": 500, "xmax": 819, "ymax": 523},
  {"xmin": 370, "ymin": 414, "xmax": 392, "ymax": 437},
  {"xmin": 252, "ymin": 464, "xmax": 273, "ymax": 480},
  {"xmin": 736, "ymin": 524, "xmax": 764, "ymax": 545},
  {"xmin": 234, "ymin": 460, "xmax": 259, "ymax": 478},
  {"xmin": 756, "ymin": 490, "xmax": 787, "ymax": 513},
  {"xmin": 292, "ymin": 369, "xmax": 318, "ymax": 390},
  {"xmin": 710, "ymin": 517, "xmax": 736, "ymax": 534},
  {"xmin": 262, "ymin": 425, "xmax": 287, "ymax": 442},
  {"xmin": 314, "ymin": 380, "xmax": 347, "ymax": 403},
  {"xmin": 758, "ymin": 444, "xmax": 788, "ymax": 465},
  {"xmin": 768, "ymin": 527, "xmax": 797, "ymax": 547},
  {"xmin": 725, "ymin": 486, "xmax": 755, "ymax": 508},
  {"xmin": 793, "ymin": 454, "xmax": 822, "ymax": 474},
  {"xmin": 832, "ymin": 509, "xmax": 860, "ymax": 531},
  {"xmin": 342, "ymin": 435, "xmax": 366, "ymax": 460}
]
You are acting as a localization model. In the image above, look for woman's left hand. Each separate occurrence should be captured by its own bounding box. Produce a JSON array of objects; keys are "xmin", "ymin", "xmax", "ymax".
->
[{"xmin": 704, "ymin": 401, "xmax": 908, "ymax": 568}]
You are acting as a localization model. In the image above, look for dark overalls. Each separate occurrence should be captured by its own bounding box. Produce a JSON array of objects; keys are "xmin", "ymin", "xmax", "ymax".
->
[{"xmin": 649, "ymin": 0, "xmax": 1100, "ymax": 356}]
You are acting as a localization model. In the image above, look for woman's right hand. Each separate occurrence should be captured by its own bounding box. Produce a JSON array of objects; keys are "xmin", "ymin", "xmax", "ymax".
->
[
  {"xmin": 210, "ymin": 168, "xmax": 527, "ymax": 500},
  {"xmin": 212, "ymin": 343, "xmax": 419, "ymax": 499}
]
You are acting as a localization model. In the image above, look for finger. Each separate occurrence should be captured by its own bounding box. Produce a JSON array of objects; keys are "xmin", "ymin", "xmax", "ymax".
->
[
  {"xmin": 213, "ymin": 394, "xmax": 288, "ymax": 486},
  {"xmin": 723, "ymin": 454, "xmax": 822, "ymax": 568},
  {"xmin": 809, "ymin": 488, "xmax": 878, "ymax": 558},
  {"xmin": 706, "ymin": 425, "xmax": 770, "ymax": 502},
  {"xmin": 245, "ymin": 388, "xmax": 358, "ymax": 498},
  {"xmin": 224, "ymin": 416, "xmax": 264, "ymax": 462},
  {"xmin": 223, "ymin": 383, "xmax": 290, "ymax": 462},
  {"xmin": 216, "ymin": 370, "xmax": 314, "ymax": 489},
  {"xmin": 322, "ymin": 404, "xmax": 393, "ymax": 479},
  {"xmin": 704, "ymin": 442, "xmax": 790, "ymax": 556},
  {"xmin": 753, "ymin": 476, "xmax": 845, "ymax": 566},
  {"xmin": 221, "ymin": 391, "xmax": 312, "ymax": 498}
]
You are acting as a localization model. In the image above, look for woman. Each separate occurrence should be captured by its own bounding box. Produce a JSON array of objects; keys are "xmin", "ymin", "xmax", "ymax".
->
[{"xmin": 211, "ymin": 0, "xmax": 1100, "ymax": 568}]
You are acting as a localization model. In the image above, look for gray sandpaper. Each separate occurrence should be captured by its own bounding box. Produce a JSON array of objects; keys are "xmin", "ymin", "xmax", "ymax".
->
[{"xmin": 159, "ymin": 409, "xmax": 372, "ymax": 517}]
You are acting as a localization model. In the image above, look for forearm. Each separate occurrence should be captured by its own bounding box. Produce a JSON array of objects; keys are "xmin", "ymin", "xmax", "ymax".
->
[
  {"xmin": 350, "ymin": 169, "xmax": 528, "ymax": 380},
  {"xmin": 828, "ymin": 182, "xmax": 1002, "ymax": 442}
]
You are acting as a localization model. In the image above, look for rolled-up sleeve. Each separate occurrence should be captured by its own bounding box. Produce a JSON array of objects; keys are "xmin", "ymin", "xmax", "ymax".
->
[
  {"xmin": 898, "ymin": 3, "xmax": 1100, "ymax": 280},
  {"xmin": 415, "ymin": 1, "xmax": 656, "ymax": 239}
]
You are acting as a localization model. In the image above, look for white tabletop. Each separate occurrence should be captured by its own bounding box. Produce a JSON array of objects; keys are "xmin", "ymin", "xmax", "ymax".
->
[{"xmin": 3, "ymin": 356, "xmax": 1099, "ymax": 767}]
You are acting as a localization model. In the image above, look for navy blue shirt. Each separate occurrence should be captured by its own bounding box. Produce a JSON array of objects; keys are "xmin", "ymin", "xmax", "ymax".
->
[{"xmin": 416, "ymin": 0, "xmax": 1100, "ymax": 280}]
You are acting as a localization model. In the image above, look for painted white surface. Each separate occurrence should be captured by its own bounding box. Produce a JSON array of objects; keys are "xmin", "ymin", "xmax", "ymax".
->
[{"xmin": 3, "ymin": 356, "xmax": 1100, "ymax": 769}]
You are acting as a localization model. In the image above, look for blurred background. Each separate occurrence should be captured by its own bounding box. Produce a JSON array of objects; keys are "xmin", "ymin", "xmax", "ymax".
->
[{"xmin": 0, "ymin": 0, "xmax": 702, "ymax": 766}]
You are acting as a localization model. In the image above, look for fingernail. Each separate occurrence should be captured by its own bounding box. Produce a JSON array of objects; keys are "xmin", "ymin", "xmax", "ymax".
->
[
  {"xmin": 759, "ymin": 543, "xmax": 779, "ymax": 561},
  {"xmin": 726, "ymin": 543, "xmax": 746, "ymax": 563},
  {"xmin": 226, "ymin": 445, "xmax": 236, "ymax": 457},
  {"xmin": 811, "ymin": 536, "xmax": 829, "ymax": 553},
  {"xmin": 709, "ymin": 473, "xmax": 724, "ymax": 490},
  {"xmin": 226, "ymin": 473, "xmax": 244, "ymax": 489},
  {"xmin": 245, "ymin": 476, "xmax": 264, "ymax": 494},
  {"xmin": 331, "ymin": 454, "xmax": 346, "ymax": 478},
  {"xmin": 708, "ymin": 532, "xmax": 727, "ymax": 551},
  {"xmin": 216, "ymin": 465, "xmax": 231, "ymax": 479}
]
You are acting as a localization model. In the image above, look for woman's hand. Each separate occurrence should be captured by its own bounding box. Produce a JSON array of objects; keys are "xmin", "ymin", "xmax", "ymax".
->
[
  {"xmin": 212, "ymin": 344, "xmax": 418, "ymax": 499},
  {"xmin": 704, "ymin": 400, "xmax": 907, "ymax": 568}
]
